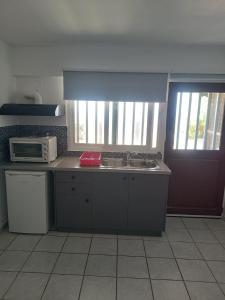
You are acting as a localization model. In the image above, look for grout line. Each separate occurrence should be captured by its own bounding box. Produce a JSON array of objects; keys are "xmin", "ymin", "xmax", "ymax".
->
[
  {"xmin": 40, "ymin": 234, "xmax": 68, "ymax": 300},
  {"xmin": 116, "ymin": 236, "xmax": 118, "ymax": 300},
  {"xmin": 181, "ymin": 217, "xmax": 225, "ymax": 296},
  {"xmin": 169, "ymin": 218, "xmax": 192, "ymax": 300},
  {"xmin": 1, "ymin": 234, "xmax": 43, "ymax": 299},
  {"xmin": 77, "ymin": 235, "xmax": 93, "ymax": 300},
  {"xmin": 142, "ymin": 238, "xmax": 155, "ymax": 300}
]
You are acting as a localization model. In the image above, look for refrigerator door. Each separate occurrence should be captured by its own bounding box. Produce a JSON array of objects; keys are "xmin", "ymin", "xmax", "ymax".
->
[{"xmin": 5, "ymin": 171, "xmax": 48, "ymax": 234}]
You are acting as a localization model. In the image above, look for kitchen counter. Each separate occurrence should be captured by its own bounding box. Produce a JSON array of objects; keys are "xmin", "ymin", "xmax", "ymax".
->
[{"xmin": 0, "ymin": 156, "xmax": 171, "ymax": 175}]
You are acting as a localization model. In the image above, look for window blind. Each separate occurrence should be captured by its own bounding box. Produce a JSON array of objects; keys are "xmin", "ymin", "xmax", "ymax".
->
[{"xmin": 63, "ymin": 71, "xmax": 168, "ymax": 102}]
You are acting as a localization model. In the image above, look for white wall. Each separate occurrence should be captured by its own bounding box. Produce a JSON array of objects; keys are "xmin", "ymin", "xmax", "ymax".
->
[
  {"xmin": 0, "ymin": 40, "xmax": 16, "ymax": 126},
  {"xmin": 11, "ymin": 43, "xmax": 225, "ymax": 126}
]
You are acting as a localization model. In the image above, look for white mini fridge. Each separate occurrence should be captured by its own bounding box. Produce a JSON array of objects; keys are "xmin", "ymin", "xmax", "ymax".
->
[{"xmin": 5, "ymin": 171, "xmax": 49, "ymax": 234}]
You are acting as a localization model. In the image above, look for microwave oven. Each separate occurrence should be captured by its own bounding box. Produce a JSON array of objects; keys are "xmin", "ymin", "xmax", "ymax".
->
[{"xmin": 9, "ymin": 136, "xmax": 57, "ymax": 163}]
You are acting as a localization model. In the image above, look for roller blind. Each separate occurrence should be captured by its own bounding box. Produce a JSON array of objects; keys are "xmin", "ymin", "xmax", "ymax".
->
[{"xmin": 63, "ymin": 71, "xmax": 168, "ymax": 102}]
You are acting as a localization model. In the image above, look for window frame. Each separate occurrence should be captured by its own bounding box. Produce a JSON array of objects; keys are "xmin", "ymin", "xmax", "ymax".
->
[
  {"xmin": 166, "ymin": 82, "xmax": 225, "ymax": 153},
  {"xmin": 66, "ymin": 100, "xmax": 167, "ymax": 153}
]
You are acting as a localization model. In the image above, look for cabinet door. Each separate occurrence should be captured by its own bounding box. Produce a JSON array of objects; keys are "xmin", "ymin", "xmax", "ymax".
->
[
  {"xmin": 128, "ymin": 174, "xmax": 169, "ymax": 233},
  {"xmin": 56, "ymin": 181, "xmax": 92, "ymax": 229},
  {"xmin": 93, "ymin": 173, "xmax": 128, "ymax": 230}
]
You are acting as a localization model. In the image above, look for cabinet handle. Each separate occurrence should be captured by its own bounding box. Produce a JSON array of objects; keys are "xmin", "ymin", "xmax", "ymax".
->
[
  {"xmin": 132, "ymin": 177, "xmax": 135, "ymax": 181},
  {"xmin": 72, "ymin": 187, "xmax": 75, "ymax": 191},
  {"xmin": 72, "ymin": 175, "xmax": 76, "ymax": 179},
  {"xmin": 85, "ymin": 198, "xmax": 89, "ymax": 203}
]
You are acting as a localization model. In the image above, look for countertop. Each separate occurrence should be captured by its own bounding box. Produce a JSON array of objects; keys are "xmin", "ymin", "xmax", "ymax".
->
[{"xmin": 0, "ymin": 156, "xmax": 171, "ymax": 175}]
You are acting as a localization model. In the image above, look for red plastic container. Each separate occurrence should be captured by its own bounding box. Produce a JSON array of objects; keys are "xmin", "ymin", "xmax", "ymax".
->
[{"xmin": 80, "ymin": 152, "xmax": 102, "ymax": 167}]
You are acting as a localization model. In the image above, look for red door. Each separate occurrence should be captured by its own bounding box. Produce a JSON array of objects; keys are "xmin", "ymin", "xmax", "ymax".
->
[{"xmin": 165, "ymin": 83, "xmax": 225, "ymax": 216}]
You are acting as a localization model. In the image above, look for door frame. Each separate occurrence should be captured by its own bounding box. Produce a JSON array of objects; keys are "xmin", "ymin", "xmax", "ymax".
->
[{"xmin": 165, "ymin": 82, "xmax": 225, "ymax": 215}]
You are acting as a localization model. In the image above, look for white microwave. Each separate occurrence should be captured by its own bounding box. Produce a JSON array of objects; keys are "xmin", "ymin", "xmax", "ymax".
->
[{"xmin": 9, "ymin": 136, "xmax": 57, "ymax": 163}]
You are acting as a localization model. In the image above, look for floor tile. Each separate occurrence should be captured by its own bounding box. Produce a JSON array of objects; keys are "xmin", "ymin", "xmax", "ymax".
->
[
  {"xmin": 117, "ymin": 277, "xmax": 153, "ymax": 300},
  {"xmin": 186, "ymin": 281, "xmax": 225, "ymax": 300},
  {"xmin": 166, "ymin": 228, "xmax": 193, "ymax": 242},
  {"xmin": 117, "ymin": 256, "xmax": 149, "ymax": 278},
  {"xmin": 144, "ymin": 241, "xmax": 173, "ymax": 258},
  {"xmin": 166, "ymin": 217, "xmax": 185, "ymax": 229},
  {"xmin": 118, "ymin": 239, "xmax": 145, "ymax": 256},
  {"xmin": 0, "ymin": 271, "xmax": 17, "ymax": 298},
  {"xmin": 62, "ymin": 237, "xmax": 91, "ymax": 254},
  {"xmin": 35, "ymin": 236, "xmax": 66, "ymax": 252},
  {"xmin": 196, "ymin": 243, "xmax": 225, "ymax": 260},
  {"xmin": 8, "ymin": 234, "xmax": 41, "ymax": 251},
  {"xmin": 182, "ymin": 217, "xmax": 208, "ymax": 229},
  {"xmin": 118, "ymin": 235, "xmax": 142, "ymax": 240},
  {"xmin": 213, "ymin": 231, "xmax": 225, "ymax": 243},
  {"xmin": 148, "ymin": 258, "xmax": 182, "ymax": 280},
  {"xmin": 204, "ymin": 219, "xmax": 225, "ymax": 231},
  {"xmin": 143, "ymin": 232, "xmax": 168, "ymax": 242},
  {"xmin": 80, "ymin": 276, "xmax": 116, "ymax": 300},
  {"xmin": 42, "ymin": 274, "xmax": 82, "ymax": 300},
  {"xmin": 207, "ymin": 261, "xmax": 225, "ymax": 283},
  {"xmin": 0, "ymin": 232, "xmax": 16, "ymax": 250},
  {"xmin": 22, "ymin": 252, "xmax": 58, "ymax": 273},
  {"xmin": 93, "ymin": 234, "xmax": 117, "ymax": 239},
  {"xmin": 69, "ymin": 232, "xmax": 93, "ymax": 238},
  {"xmin": 85, "ymin": 254, "xmax": 116, "ymax": 276},
  {"xmin": 177, "ymin": 259, "xmax": 215, "ymax": 282},
  {"xmin": 220, "ymin": 283, "xmax": 225, "ymax": 294},
  {"xmin": 90, "ymin": 238, "xmax": 117, "ymax": 255},
  {"xmin": 189, "ymin": 229, "xmax": 218, "ymax": 243},
  {"xmin": 48, "ymin": 231, "xmax": 69, "ymax": 237},
  {"xmin": 0, "ymin": 251, "xmax": 30, "ymax": 271},
  {"xmin": 53, "ymin": 253, "xmax": 87, "ymax": 275},
  {"xmin": 5, "ymin": 272, "xmax": 49, "ymax": 300},
  {"xmin": 170, "ymin": 242, "xmax": 202, "ymax": 259},
  {"xmin": 152, "ymin": 280, "xmax": 189, "ymax": 300}
]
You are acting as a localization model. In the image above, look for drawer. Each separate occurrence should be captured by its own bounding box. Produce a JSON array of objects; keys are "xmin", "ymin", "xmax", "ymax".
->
[
  {"xmin": 55, "ymin": 171, "xmax": 91, "ymax": 183},
  {"xmin": 55, "ymin": 181, "xmax": 91, "ymax": 196}
]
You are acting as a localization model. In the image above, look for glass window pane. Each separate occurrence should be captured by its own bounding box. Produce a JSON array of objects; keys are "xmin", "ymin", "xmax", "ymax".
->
[
  {"xmin": 117, "ymin": 102, "xmax": 124, "ymax": 145},
  {"xmin": 133, "ymin": 103, "xmax": 143, "ymax": 145},
  {"xmin": 173, "ymin": 92, "xmax": 225, "ymax": 151},
  {"xmin": 97, "ymin": 102, "xmax": 104, "ymax": 144},
  {"xmin": 87, "ymin": 101, "xmax": 95, "ymax": 143},
  {"xmin": 108, "ymin": 102, "xmax": 113, "ymax": 145},
  {"xmin": 124, "ymin": 102, "xmax": 133, "ymax": 145},
  {"xmin": 152, "ymin": 103, "xmax": 159, "ymax": 148},
  {"xmin": 78, "ymin": 101, "xmax": 86, "ymax": 143}
]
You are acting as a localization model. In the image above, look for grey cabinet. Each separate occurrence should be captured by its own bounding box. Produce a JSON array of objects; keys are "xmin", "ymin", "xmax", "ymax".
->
[
  {"xmin": 55, "ymin": 172, "xmax": 92, "ymax": 230},
  {"xmin": 128, "ymin": 174, "xmax": 168, "ymax": 233},
  {"xmin": 54, "ymin": 171, "xmax": 168, "ymax": 234},
  {"xmin": 92, "ymin": 173, "xmax": 128, "ymax": 230}
]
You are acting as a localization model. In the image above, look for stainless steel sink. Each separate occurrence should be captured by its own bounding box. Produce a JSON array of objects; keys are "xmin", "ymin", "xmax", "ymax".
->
[
  {"xmin": 101, "ymin": 158, "xmax": 126, "ymax": 168},
  {"xmin": 101, "ymin": 158, "xmax": 159, "ymax": 169},
  {"xmin": 127, "ymin": 159, "xmax": 159, "ymax": 169}
]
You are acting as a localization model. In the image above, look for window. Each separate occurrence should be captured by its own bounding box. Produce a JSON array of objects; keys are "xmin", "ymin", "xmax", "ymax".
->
[
  {"xmin": 173, "ymin": 92, "xmax": 225, "ymax": 150},
  {"xmin": 66, "ymin": 100, "xmax": 165, "ymax": 152}
]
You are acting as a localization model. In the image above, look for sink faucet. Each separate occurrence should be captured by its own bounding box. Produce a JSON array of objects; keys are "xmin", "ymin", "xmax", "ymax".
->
[{"xmin": 124, "ymin": 151, "xmax": 138, "ymax": 163}]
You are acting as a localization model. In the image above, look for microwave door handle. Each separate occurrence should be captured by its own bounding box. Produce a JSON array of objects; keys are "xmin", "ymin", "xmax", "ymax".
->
[{"xmin": 7, "ymin": 173, "xmax": 44, "ymax": 177}]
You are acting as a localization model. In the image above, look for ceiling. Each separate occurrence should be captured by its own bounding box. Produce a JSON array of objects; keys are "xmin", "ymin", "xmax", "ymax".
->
[{"xmin": 0, "ymin": 0, "xmax": 225, "ymax": 46}]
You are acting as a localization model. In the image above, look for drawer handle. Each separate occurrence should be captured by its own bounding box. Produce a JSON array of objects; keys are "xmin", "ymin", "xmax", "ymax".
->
[{"xmin": 72, "ymin": 187, "xmax": 75, "ymax": 191}]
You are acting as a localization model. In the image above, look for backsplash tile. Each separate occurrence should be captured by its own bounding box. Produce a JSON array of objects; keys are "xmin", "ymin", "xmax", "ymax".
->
[
  {"xmin": 0, "ymin": 125, "xmax": 18, "ymax": 162},
  {"xmin": 0, "ymin": 125, "xmax": 162, "ymax": 161},
  {"xmin": 17, "ymin": 125, "xmax": 67, "ymax": 156}
]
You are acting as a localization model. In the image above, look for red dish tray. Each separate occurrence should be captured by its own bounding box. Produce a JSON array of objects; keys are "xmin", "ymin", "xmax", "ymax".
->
[{"xmin": 80, "ymin": 152, "xmax": 102, "ymax": 167}]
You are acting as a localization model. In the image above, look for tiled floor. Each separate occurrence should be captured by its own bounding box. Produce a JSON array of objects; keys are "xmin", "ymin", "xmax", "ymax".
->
[{"xmin": 0, "ymin": 217, "xmax": 225, "ymax": 299}]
